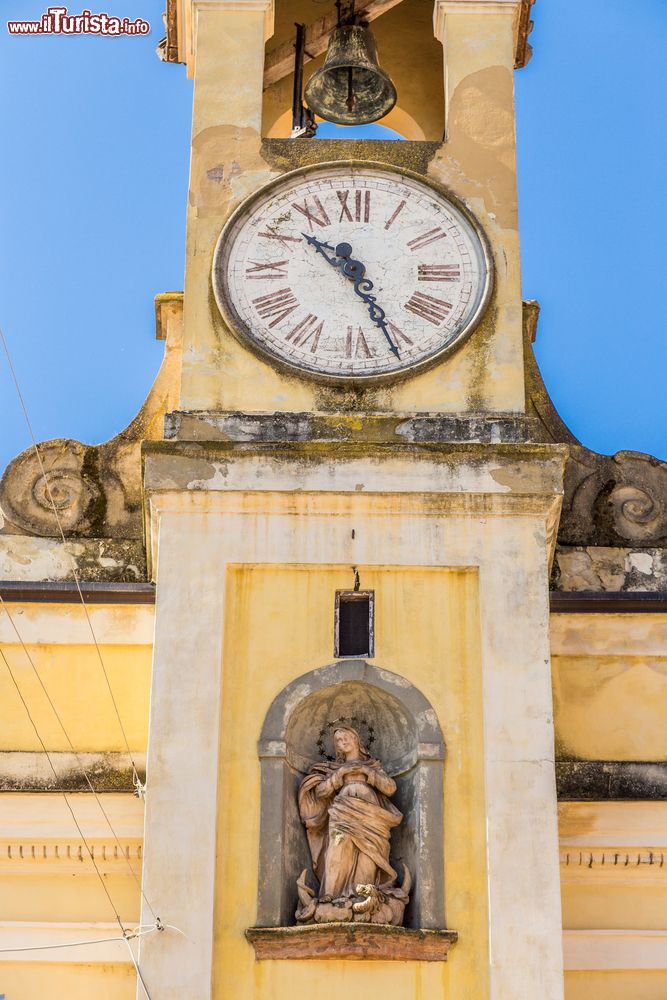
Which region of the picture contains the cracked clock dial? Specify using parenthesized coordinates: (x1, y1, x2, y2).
(212, 164, 493, 383)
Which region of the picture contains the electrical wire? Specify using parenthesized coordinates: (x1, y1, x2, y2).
(0, 645, 158, 999)
(0, 322, 167, 995)
(0, 593, 158, 923)
(0, 323, 141, 790)
(0, 924, 159, 955)
(0, 646, 127, 929)
(124, 934, 153, 999)
(0, 321, 159, 918)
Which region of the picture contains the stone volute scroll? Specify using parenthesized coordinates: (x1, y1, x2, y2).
(247, 661, 458, 961)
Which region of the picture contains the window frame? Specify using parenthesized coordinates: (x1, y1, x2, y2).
(334, 589, 375, 659)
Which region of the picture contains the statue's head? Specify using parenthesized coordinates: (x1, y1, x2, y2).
(333, 726, 372, 761)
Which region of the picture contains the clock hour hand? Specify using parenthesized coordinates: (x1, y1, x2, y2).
(302, 233, 400, 359)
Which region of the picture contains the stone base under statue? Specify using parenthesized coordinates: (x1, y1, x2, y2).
(246, 923, 458, 961)
(295, 866, 411, 927)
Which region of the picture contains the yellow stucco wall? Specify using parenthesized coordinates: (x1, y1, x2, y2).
(212, 564, 489, 999)
(565, 971, 667, 1000)
(0, 604, 149, 998)
(0, 643, 151, 752)
(3, 602, 667, 997)
(0, 963, 137, 1000)
(551, 615, 667, 761)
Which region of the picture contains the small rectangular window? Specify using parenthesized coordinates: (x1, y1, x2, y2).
(335, 591, 374, 658)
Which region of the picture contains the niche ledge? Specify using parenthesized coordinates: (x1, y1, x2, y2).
(246, 923, 458, 961)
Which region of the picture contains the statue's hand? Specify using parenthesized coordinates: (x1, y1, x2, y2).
(341, 764, 371, 782)
(330, 770, 345, 791)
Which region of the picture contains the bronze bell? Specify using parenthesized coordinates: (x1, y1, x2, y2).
(304, 24, 397, 126)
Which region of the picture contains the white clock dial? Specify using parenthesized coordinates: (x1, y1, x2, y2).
(213, 163, 492, 382)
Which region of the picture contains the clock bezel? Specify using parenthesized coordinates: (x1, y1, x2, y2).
(212, 160, 494, 386)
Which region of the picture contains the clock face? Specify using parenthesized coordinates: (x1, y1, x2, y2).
(213, 164, 492, 383)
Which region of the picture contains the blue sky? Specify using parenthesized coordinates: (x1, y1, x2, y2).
(0, 0, 665, 477)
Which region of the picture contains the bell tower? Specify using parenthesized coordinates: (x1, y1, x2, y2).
(140, 1, 566, 997)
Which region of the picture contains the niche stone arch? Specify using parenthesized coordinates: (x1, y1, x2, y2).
(257, 661, 445, 930)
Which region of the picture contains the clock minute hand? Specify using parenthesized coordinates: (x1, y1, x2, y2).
(302, 233, 400, 360)
(301, 232, 340, 269)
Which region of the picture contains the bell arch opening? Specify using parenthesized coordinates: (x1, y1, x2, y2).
(261, 1, 444, 141)
(256, 660, 445, 930)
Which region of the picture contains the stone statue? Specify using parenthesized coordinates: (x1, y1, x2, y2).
(295, 723, 411, 926)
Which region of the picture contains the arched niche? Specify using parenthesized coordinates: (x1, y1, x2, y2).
(256, 661, 445, 930)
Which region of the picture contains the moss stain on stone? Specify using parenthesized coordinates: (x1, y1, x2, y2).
(80, 448, 107, 537)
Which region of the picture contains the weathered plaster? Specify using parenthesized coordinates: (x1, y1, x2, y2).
(246, 923, 458, 961)
(550, 612, 667, 764)
(0, 537, 146, 583)
(138, 448, 565, 998)
(557, 761, 667, 802)
(553, 546, 667, 593)
(0, 601, 154, 646)
(0, 751, 146, 792)
(165, 409, 529, 443)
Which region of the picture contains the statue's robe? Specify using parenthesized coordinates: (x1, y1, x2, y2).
(298, 759, 402, 899)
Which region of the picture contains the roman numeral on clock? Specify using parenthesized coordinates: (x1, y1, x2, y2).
(387, 322, 414, 347)
(384, 199, 406, 230)
(245, 259, 288, 279)
(418, 264, 461, 282)
(258, 231, 301, 252)
(291, 195, 331, 230)
(345, 326, 372, 358)
(404, 291, 452, 325)
(407, 227, 447, 251)
(252, 287, 299, 327)
(284, 313, 324, 352)
(336, 190, 371, 223)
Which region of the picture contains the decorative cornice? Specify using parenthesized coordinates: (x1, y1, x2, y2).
(560, 849, 667, 882)
(433, 0, 535, 68)
(515, 0, 536, 67)
(0, 751, 147, 791)
(191, 0, 274, 38)
(186, 0, 274, 75)
(4, 582, 667, 612)
(557, 760, 667, 799)
(165, 410, 530, 445)
(0, 581, 155, 605)
(559, 801, 667, 885)
(0, 789, 143, 874)
(0, 841, 143, 875)
(164, 0, 536, 70)
(550, 592, 667, 614)
(563, 851, 667, 867)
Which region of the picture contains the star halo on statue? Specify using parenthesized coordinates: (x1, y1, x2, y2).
(316, 716, 376, 761)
